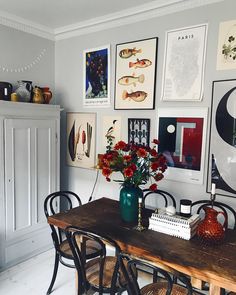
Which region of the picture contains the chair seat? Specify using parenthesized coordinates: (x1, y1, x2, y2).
(60, 238, 102, 259)
(141, 282, 197, 295)
(85, 256, 126, 289)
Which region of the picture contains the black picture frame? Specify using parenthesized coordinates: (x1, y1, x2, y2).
(114, 37, 158, 110)
(128, 118, 150, 146)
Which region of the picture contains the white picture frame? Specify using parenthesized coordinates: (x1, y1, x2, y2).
(83, 45, 110, 107)
(157, 107, 208, 184)
(161, 24, 208, 101)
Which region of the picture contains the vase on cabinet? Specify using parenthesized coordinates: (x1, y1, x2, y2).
(32, 86, 44, 104)
(41, 87, 52, 104)
(119, 185, 143, 223)
(15, 80, 32, 102)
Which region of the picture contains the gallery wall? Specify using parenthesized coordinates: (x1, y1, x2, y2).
(54, 0, 236, 221)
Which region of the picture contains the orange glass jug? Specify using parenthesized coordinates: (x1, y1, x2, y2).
(196, 206, 227, 244)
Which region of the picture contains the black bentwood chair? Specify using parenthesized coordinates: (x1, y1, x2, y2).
(120, 254, 195, 295)
(65, 226, 129, 295)
(143, 189, 177, 211)
(44, 191, 102, 295)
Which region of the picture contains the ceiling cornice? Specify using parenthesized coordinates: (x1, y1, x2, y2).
(0, 10, 55, 40)
(0, 0, 223, 41)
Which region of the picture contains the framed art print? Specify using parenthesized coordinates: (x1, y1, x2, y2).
(128, 118, 150, 146)
(161, 24, 208, 101)
(67, 112, 96, 169)
(217, 20, 236, 70)
(157, 108, 208, 184)
(207, 79, 236, 197)
(83, 45, 110, 107)
(102, 116, 122, 151)
(114, 37, 158, 110)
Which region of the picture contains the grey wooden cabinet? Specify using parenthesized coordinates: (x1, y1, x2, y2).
(0, 101, 60, 271)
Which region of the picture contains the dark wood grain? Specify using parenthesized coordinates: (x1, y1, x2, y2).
(48, 197, 236, 293)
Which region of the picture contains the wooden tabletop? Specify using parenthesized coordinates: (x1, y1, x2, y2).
(48, 197, 236, 294)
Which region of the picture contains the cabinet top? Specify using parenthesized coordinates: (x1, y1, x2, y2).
(0, 100, 61, 118)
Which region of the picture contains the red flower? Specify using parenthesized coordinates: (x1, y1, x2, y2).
(129, 163, 137, 171)
(152, 139, 160, 145)
(106, 177, 111, 182)
(123, 155, 132, 162)
(102, 167, 112, 177)
(150, 148, 158, 157)
(154, 173, 164, 181)
(151, 162, 159, 171)
(114, 140, 127, 150)
(123, 167, 134, 178)
(137, 148, 147, 158)
(149, 183, 158, 191)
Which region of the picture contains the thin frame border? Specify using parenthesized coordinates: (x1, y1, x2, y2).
(83, 45, 110, 107)
(114, 37, 158, 110)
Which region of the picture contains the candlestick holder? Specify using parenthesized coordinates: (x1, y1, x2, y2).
(134, 200, 146, 232)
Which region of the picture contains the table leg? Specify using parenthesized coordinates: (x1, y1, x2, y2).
(209, 284, 223, 295)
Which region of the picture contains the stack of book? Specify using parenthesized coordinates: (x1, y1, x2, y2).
(149, 210, 201, 240)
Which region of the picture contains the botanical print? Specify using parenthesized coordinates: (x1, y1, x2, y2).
(115, 38, 157, 110)
(161, 24, 208, 101)
(67, 112, 96, 169)
(157, 108, 208, 184)
(83, 45, 110, 107)
(128, 118, 150, 146)
(102, 116, 121, 151)
(217, 20, 236, 70)
(207, 80, 236, 197)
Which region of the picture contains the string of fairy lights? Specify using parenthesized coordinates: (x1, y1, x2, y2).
(0, 49, 46, 73)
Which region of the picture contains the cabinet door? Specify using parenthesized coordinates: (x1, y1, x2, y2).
(4, 118, 57, 241)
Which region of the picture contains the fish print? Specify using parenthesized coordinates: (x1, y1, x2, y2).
(118, 74, 145, 87)
(122, 90, 147, 102)
(129, 58, 152, 69)
(119, 47, 142, 59)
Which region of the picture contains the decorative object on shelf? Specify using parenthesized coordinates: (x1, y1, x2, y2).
(32, 86, 44, 104)
(157, 107, 208, 185)
(0, 82, 12, 101)
(207, 79, 236, 198)
(134, 197, 146, 231)
(161, 23, 208, 101)
(196, 206, 227, 244)
(114, 37, 158, 110)
(11, 92, 18, 102)
(41, 87, 52, 104)
(100, 139, 167, 222)
(180, 199, 192, 218)
(15, 80, 32, 102)
(66, 112, 96, 169)
(83, 45, 110, 107)
(128, 118, 150, 147)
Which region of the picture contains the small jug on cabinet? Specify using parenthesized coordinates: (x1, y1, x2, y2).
(196, 206, 227, 244)
(41, 87, 52, 104)
(32, 86, 44, 104)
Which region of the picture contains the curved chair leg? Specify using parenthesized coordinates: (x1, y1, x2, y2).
(46, 252, 60, 295)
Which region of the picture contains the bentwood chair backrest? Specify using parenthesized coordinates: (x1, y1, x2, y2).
(143, 189, 176, 209)
(120, 254, 194, 295)
(65, 226, 125, 295)
(191, 200, 236, 229)
(44, 191, 82, 253)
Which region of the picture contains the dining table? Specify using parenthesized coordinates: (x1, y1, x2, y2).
(47, 197, 236, 295)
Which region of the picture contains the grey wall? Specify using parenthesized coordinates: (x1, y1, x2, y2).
(55, 0, 236, 219)
(0, 25, 55, 99)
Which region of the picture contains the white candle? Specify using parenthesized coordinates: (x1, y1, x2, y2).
(211, 183, 216, 195)
(138, 197, 142, 204)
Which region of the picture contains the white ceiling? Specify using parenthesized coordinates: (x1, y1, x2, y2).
(0, 0, 223, 40)
(0, 0, 175, 29)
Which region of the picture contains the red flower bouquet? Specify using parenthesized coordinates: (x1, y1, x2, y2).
(100, 139, 167, 190)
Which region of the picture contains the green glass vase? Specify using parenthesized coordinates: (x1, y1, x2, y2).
(119, 185, 143, 223)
